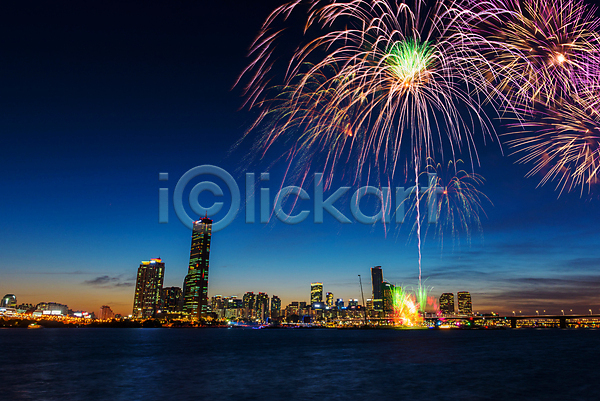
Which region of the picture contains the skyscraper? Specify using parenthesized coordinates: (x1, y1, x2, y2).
(311, 282, 323, 306)
(371, 266, 383, 311)
(183, 216, 212, 320)
(255, 292, 269, 322)
(439, 293, 455, 315)
(325, 292, 334, 307)
(382, 281, 395, 313)
(243, 292, 255, 319)
(132, 258, 165, 318)
(161, 286, 183, 313)
(457, 291, 473, 315)
(271, 295, 281, 319)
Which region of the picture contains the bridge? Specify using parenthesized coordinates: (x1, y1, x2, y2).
(429, 314, 600, 328)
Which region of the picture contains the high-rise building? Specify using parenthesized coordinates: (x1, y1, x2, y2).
(255, 292, 269, 321)
(382, 281, 395, 313)
(457, 291, 472, 315)
(1, 294, 17, 308)
(325, 292, 334, 307)
(100, 305, 114, 320)
(211, 295, 224, 309)
(439, 293, 455, 315)
(243, 292, 255, 319)
(335, 298, 344, 308)
(132, 258, 165, 319)
(371, 266, 383, 311)
(271, 295, 281, 319)
(311, 283, 323, 306)
(161, 286, 183, 313)
(183, 216, 212, 320)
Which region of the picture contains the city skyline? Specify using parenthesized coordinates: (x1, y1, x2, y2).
(2, 1, 600, 317)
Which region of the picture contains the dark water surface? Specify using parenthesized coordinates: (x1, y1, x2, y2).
(1, 328, 598, 400)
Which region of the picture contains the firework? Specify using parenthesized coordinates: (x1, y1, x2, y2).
(468, 0, 600, 110)
(422, 159, 490, 243)
(391, 285, 422, 326)
(239, 0, 498, 184)
(506, 84, 600, 195)
(391, 283, 439, 326)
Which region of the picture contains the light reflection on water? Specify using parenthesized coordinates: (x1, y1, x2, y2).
(1, 328, 599, 400)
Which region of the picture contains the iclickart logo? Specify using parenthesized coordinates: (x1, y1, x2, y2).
(158, 165, 443, 232)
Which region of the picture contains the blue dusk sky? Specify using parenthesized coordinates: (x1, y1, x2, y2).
(2, 1, 600, 316)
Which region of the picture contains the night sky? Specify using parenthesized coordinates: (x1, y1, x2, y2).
(2, 0, 600, 316)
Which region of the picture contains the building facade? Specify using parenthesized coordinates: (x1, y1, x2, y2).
(311, 283, 323, 306)
(243, 292, 255, 320)
(161, 286, 183, 313)
(183, 216, 212, 320)
(100, 305, 115, 320)
(1, 294, 17, 308)
(325, 292, 334, 307)
(255, 292, 269, 322)
(271, 295, 281, 319)
(382, 281, 395, 313)
(439, 293, 455, 315)
(132, 258, 165, 318)
(371, 266, 383, 311)
(457, 291, 473, 315)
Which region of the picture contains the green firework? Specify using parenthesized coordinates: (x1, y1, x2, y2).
(386, 39, 434, 84)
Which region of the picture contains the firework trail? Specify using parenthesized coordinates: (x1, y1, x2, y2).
(411, 159, 491, 244)
(238, 0, 498, 185)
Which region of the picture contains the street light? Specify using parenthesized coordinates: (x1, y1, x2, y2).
(590, 309, 593, 315)
(512, 311, 515, 316)
(561, 310, 564, 316)
(536, 310, 539, 316)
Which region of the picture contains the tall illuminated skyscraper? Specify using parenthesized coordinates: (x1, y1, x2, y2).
(271, 295, 281, 319)
(325, 292, 334, 307)
(183, 216, 212, 320)
(132, 258, 165, 318)
(243, 292, 255, 319)
(255, 292, 269, 321)
(439, 293, 455, 315)
(161, 286, 183, 313)
(457, 291, 472, 315)
(382, 281, 395, 313)
(311, 282, 323, 306)
(371, 266, 383, 311)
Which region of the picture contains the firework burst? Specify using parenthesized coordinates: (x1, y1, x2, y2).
(391, 283, 439, 326)
(468, 0, 600, 110)
(506, 83, 600, 195)
(239, 0, 498, 184)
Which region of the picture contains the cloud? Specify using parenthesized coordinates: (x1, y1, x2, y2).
(83, 275, 134, 288)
